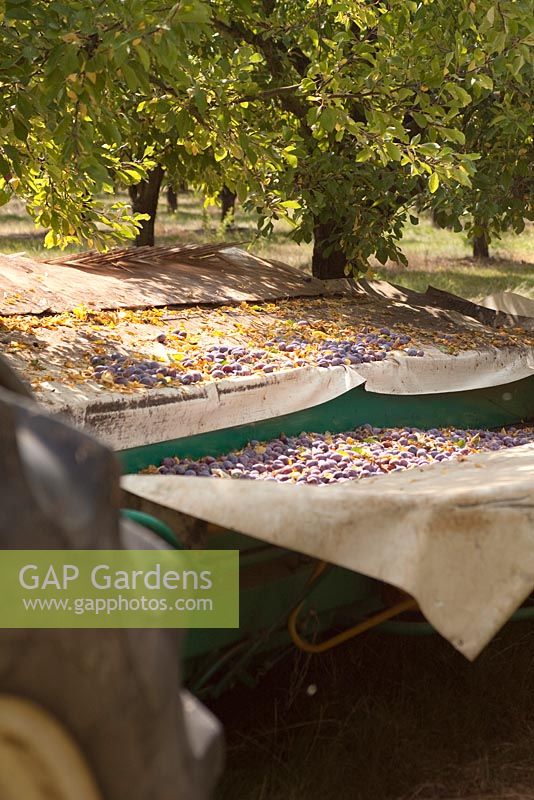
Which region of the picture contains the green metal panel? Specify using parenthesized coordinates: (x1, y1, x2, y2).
(119, 377, 534, 474)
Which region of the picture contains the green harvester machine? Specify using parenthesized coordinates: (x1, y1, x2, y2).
(121, 376, 534, 696)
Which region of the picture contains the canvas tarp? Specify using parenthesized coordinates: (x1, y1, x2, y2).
(48, 342, 534, 451)
(480, 290, 534, 319)
(0, 245, 348, 315)
(17, 278, 532, 450)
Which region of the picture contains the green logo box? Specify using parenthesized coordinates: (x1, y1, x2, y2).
(0, 550, 239, 629)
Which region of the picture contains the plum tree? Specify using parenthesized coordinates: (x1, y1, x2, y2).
(201, 0, 534, 276)
(424, 1, 534, 259)
(0, 0, 212, 248)
(0, 0, 532, 274)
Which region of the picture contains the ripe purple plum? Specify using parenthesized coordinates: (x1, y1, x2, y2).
(145, 424, 534, 486)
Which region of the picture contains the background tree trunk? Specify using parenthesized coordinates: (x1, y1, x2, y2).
(131, 166, 164, 247)
(312, 221, 347, 279)
(473, 228, 490, 259)
(220, 186, 236, 225)
(167, 185, 178, 214)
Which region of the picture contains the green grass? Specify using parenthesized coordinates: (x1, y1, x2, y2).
(374, 219, 534, 302)
(376, 255, 534, 302)
(1, 193, 532, 301)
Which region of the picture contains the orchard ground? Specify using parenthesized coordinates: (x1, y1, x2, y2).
(3, 196, 534, 799)
(1, 192, 533, 301)
(213, 622, 534, 800)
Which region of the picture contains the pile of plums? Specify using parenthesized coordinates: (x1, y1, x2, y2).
(91, 353, 202, 387)
(147, 424, 534, 484)
(313, 327, 423, 365)
(203, 343, 285, 378)
(91, 324, 428, 388)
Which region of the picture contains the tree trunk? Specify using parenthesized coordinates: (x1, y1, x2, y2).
(220, 186, 236, 225)
(167, 185, 178, 214)
(312, 220, 347, 279)
(473, 228, 490, 259)
(131, 165, 164, 247)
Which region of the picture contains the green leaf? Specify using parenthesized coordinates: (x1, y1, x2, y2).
(282, 150, 298, 167)
(489, 30, 507, 53)
(355, 146, 372, 162)
(441, 127, 465, 145)
(194, 88, 208, 114)
(476, 74, 494, 91)
(174, 1, 211, 24)
(384, 141, 402, 161)
(429, 172, 440, 193)
(156, 35, 176, 70)
(396, 88, 413, 101)
(319, 107, 337, 133)
(44, 230, 57, 248)
(175, 109, 192, 137)
(12, 115, 28, 141)
(450, 166, 472, 187)
(45, 43, 79, 79)
(418, 142, 440, 157)
(445, 83, 472, 107)
(121, 64, 139, 91)
(134, 44, 151, 72)
(412, 112, 427, 128)
(236, 181, 248, 203)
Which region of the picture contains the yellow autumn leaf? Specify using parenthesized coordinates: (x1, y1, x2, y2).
(72, 305, 88, 320)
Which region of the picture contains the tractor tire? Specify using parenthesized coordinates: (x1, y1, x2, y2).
(0, 361, 223, 800)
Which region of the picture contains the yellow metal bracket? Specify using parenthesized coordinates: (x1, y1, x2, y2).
(288, 561, 418, 654)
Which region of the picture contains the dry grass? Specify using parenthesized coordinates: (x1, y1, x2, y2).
(213, 623, 534, 800)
